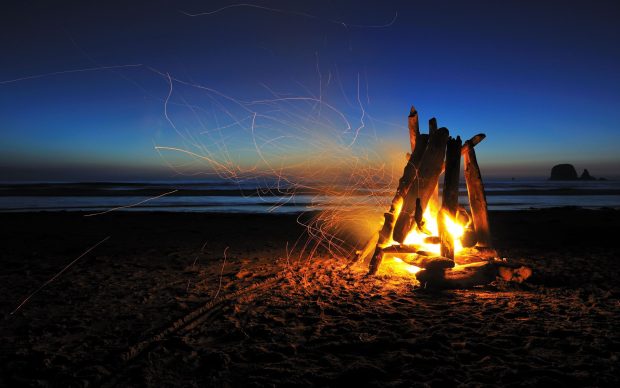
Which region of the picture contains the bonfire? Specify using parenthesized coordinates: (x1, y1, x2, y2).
(353, 106, 532, 288)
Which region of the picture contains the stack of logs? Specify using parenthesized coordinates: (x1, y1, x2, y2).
(353, 105, 517, 285)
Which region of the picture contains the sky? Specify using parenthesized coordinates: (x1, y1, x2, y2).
(1, 0, 619, 181)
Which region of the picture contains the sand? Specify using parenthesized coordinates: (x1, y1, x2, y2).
(1, 209, 619, 386)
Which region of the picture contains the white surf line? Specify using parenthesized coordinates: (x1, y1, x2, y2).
(10, 236, 111, 315)
(83, 189, 179, 217)
(0, 64, 142, 85)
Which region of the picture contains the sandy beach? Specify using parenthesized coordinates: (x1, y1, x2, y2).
(1, 208, 619, 386)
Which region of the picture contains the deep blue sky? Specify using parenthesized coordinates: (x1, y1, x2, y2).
(1, 0, 619, 181)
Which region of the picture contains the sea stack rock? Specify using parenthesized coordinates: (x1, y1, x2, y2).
(580, 169, 596, 181)
(549, 164, 578, 180)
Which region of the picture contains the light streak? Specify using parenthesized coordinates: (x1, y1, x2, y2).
(11, 236, 111, 315)
(149, 65, 404, 271)
(0, 64, 142, 85)
(347, 73, 366, 148)
(213, 247, 229, 301)
(180, 4, 398, 29)
(192, 240, 210, 267)
(83, 189, 179, 217)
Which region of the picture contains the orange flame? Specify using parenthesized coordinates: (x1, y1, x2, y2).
(382, 203, 468, 276)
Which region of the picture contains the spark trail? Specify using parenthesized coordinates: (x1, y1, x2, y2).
(83, 190, 179, 217)
(150, 65, 401, 266)
(11, 236, 111, 315)
(180, 3, 398, 29)
(0, 64, 142, 85)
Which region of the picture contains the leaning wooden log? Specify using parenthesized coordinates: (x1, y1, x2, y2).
(464, 142, 492, 247)
(426, 117, 442, 215)
(442, 247, 497, 267)
(367, 247, 384, 275)
(426, 120, 441, 222)
(372, 247, 455, 271)
(382, 244, 419, 254)
(392, 127, 450, 243)
(461, 133, 485, 155)
(428, 117, 438, 135)
(365, 213, 395, 274)
(381, 245, 443, 257)
(413, 198, 424, 231)
(426, 119, 441, 213)
(408, 106, 419, 152)
(438, 133, 486, 173)
(366, 134, 430, 274)
(439, 136, 463, 260)
(347, 232, 379, 267)
(416, 261, 532, 289)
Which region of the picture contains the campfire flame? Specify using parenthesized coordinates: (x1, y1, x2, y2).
(383, 203, 470, 276)
(401, 206, 467, 255)
(402, 207, 439, 252)
(441, 211, 465, 252)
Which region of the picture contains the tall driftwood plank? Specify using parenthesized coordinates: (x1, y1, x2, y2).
(392, 127, 449, 243)
(429, 117, 438, 135)
(461, 133, 485, 155)
(464, 144, 492, 247)
(380, 133, 429, 243)
(428, 121, 440, 214)
(427, 116, 440, 212)
(366, 135, 429, 274)
(408, 106, 419, 152)
(427, 116, 440, 211)
(439, 136, 462, 259)
(367, 248, 385, 275)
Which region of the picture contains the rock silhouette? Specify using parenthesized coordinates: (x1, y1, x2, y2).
(580, 169, 596, 181)
(549, 164, 578, 180)
(549, 164, 603, 181)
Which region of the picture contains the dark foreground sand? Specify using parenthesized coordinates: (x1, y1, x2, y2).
(1, 209, 619, 387)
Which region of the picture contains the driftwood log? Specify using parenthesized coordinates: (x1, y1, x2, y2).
(429, 117, 438, 135)
(408, 106, 420, 151)
(416, 260, 532, 289)
(370, 244, 455, 271)
(464, 140, 492, 247)
(427, 120, 441, 214)
(439, 136, 462, 260)
(461, 133, 486, 155)
(392, 127, 449, 243)
(365, 131, 430, 274)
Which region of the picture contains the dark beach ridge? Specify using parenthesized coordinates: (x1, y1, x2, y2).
(1, 208, 619, 386)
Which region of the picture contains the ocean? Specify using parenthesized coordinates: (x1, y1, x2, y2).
(1, 179, 619, 214)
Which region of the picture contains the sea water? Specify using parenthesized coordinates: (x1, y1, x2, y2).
(1, 179, 619, 213)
